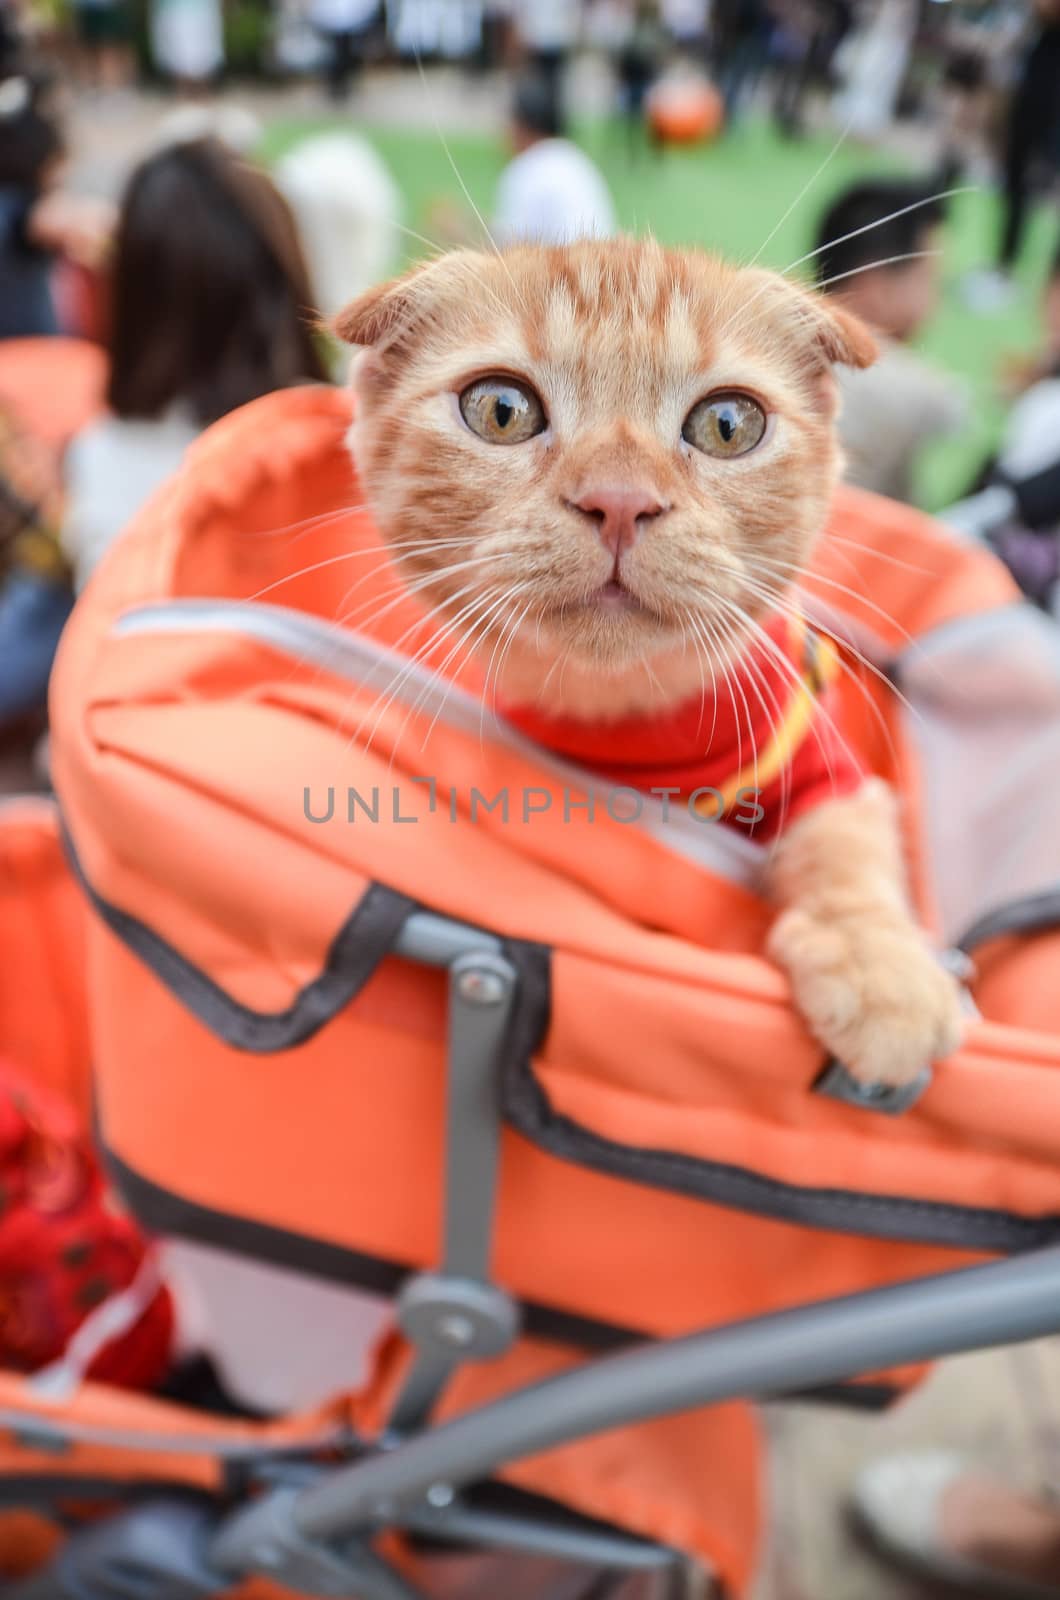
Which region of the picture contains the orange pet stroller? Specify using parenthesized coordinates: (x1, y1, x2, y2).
(4, 381, 1060, 1597)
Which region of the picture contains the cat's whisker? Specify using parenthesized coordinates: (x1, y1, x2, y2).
(709, 608, 758, 800)
(410, 48, 531, 320)
(639, 655, 664, 698)
(333, 538, 493, 617)
(717, 595, 846, 806)
(359, 598, 499, 766)
(500, 598, 538, 689)
(735, 571, 919, 743)
(328, 605, 465, 752)
(715, 185, 972, 353)
(478, 588, 535, 748)
(246, 540, 384, 601)
(377, 602, 501, 773)
(335, 554, 511, 637)
(485, 594, 537, 738)
(694, 609, 747, 788)
(814, 249, 942, 295)
(391, 220, 450, 257)
(348, 582, 500, 756)
(247, 533, 478, 603)
(818, 531, 935, 577)
(745, 116, 853, 269)
(715, 590, 874, 783)
(720, 604, 795, 840)
(685, 610, 722, 753)
(750, 551, 921, 653)
(381, 604, 492, 773)
(539, 642, 571, 699)
(746, 556, 941, 720)
(215, 537, 478, 704)
(778, 186, 976, 281)
(718, 245, 943, 356)
(675, 611, 709, 738)
(417, 585, 532, 756)
(249, 502, 373, 546)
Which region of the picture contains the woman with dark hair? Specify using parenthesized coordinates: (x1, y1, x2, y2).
(61, 136, 328, 591)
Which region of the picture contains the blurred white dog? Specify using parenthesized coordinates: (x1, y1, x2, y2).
(273, 131, 403, 318)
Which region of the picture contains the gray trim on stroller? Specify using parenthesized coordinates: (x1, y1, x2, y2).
(12, 906, 1060, 1600)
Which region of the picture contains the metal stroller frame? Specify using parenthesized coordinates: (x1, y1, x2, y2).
(9, 907, 1060, 1600)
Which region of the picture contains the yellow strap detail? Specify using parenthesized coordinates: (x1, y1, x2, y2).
(690, 621, 839, 816)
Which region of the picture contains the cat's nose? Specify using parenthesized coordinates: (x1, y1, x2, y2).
(570, 485, 667, 557)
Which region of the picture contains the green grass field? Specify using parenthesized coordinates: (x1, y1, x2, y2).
(259, 112, 1060, 510)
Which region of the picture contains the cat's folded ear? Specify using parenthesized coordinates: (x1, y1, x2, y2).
(771, 277, 878, 417)
(333, 252, 487, 350)
(332, 263, 430, 348)
(811, 297, 879, 371)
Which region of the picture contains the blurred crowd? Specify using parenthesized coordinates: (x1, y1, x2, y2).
(0, 0, 1054, 144)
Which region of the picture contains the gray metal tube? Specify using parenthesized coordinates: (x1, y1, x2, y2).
(394, 913, 500, 968)
(294, 1245, 1060, 1542)
(398, 1502, 676, 1570)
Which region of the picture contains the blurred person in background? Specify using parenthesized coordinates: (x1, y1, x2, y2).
(713, 0, 772, 122)
(0, 398, 71, 735)
(509, 0, 581, 129)
(935, 43, 994, 188)
(149, 0, 225, 91)
(830, 0, 916, 141)
(770, 0, 852, 137)
(814, 178, 967, 503)
(0, 0, 20, 71)
(493, 71, 616, 246)
(931, 0, 1028, 191)
(854, 1452, 1060, 1597)
(1, 138, 328, 736)
(60, 138, 329, 592)
(306, 0, 378, 101)
(69, 0, 135, 90)
(615, 0, 668, 153)
(947, 240, 1060, 610)
(476, 0, 511, 70)
(661, 0, 712, 66)
(964, 0, 1060, 311)
(0, 70, 113, 341)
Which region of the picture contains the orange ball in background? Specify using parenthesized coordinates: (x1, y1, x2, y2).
(646, 76, 725, 146)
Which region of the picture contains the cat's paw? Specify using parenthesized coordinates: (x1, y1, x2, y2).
(768, 909, 964, 1087)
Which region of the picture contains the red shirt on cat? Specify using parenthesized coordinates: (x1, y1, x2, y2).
(501, 612, 865, 841)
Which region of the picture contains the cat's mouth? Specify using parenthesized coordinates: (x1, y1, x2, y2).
(539, 579, 671, 644)
(556, 577, 661, 620)
(587, 579, 646, 615)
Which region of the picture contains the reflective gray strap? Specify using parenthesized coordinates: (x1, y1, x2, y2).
(958, 891, 1060, 954)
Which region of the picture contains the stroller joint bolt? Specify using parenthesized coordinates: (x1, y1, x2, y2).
(397, 1272, 521, 1359)
(455, 966, 511, 1006)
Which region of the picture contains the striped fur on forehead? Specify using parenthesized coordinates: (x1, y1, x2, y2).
(337, 239, 874, 425)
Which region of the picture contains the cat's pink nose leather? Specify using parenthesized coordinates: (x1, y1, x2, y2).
(571, 485, 666, 556)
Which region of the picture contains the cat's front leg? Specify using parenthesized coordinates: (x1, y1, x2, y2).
(765, 779, 964, 1087)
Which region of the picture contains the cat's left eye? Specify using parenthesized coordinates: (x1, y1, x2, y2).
(459, 377, 546, 446)
(682, 393, 767, 459)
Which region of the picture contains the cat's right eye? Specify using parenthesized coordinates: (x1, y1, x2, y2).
(458, 378, 546, 446)
(682, 393, 767, 459)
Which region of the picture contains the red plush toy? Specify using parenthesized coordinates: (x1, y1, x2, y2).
(0, 1060, 173, 1390)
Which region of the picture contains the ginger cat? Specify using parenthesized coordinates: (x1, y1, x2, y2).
(335, 237, 963, 1088)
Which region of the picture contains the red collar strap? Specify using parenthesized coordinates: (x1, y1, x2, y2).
(498, 611, 865, 840)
